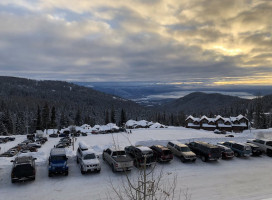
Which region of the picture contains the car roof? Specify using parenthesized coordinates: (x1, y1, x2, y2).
(136, 146, 152, 152)
(15, 156, 33, 163)
(50, 148, 66, 156)
(217, 144, 230, 150)
(194, 141, 219, 148)
(82, 149, 96, 156)
(79, 141, 89, 150)
(169, 141, 187, 147)
(152, 145, 169, 150)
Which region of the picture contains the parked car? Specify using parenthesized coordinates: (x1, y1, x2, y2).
(125, 145, 156, 168)
(48, 148, 68, 177)
(247, 139, 272, 156)
(81, 132, 87, 136)
(11, 156, 36, 183)
(214, 129, 226, 134)
(245, 143, 262, 156)
(6, 137, 15, 141)
(187, 141, 221, 162)
(167, 141, 196, 162)
(71, 132, 80, 137)
(216, 144, 234, 159)
(150, 145, 173, 162)
(77, 148, 101, 174)
(28, 143, 42, 148)
(27, 134, 35, 141)
(55, 143, 67, 148)
(49, 133, 58, 138)
(103, 148, 133, 172)
(225, 134, 234, 137)
(220, 141, 252, 157)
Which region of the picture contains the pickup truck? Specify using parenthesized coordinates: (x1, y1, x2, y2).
(103, 148, 133, 172)
(247, 139, 272, 156)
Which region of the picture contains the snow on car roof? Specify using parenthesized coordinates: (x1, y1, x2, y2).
(137, 146, 152, 152)
(82, 149, 96, 156)
(79, 141, 89, 150)
(50, 148, 66, 156)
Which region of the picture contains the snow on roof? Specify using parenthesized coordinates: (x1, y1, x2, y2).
(126, 120, 137, 127)
(150, 122, 165, 128)
(186, 115, 200, 122)
(81, 124, 91, 128)
(200, 116, 215, 122)
(218, 124, 232, 128)
(44, 129, 58, 134)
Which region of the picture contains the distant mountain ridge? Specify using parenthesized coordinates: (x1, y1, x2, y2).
(160, 92, 250, 115)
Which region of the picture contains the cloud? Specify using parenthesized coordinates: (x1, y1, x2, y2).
(0, 0, 271, 85)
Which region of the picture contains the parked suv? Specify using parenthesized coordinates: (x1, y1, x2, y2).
(247, 139, 272, 156)
(11, 156, 36, 183)
(77, 148, 101, 174)
(167, 141, 196, 162)
(245, 143, 262, 156)
(125, 145, 156, 167)
(48, 148, 69, 177)
(187, 141, 221, 162)
(220, 141, 251, 157)
(216, 144, 234, 159)
(150, 145, 173, 162)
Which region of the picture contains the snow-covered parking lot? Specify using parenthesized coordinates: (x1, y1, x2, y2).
(1, 127, 272, 200)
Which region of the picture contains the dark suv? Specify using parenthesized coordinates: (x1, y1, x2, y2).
(11, 156, 36, 183)
(125, 145, 156, 167)
(187, 141, 221, 162)
(149, 145, 173, 162)
(221, 141, 252, 157)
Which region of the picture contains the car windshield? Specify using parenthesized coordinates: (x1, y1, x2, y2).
(266, 142, 272, 147)
(14, 164, 33, 173)
(112, 151, 126, 156)
(180, 147, 190, 152)
(51, 155, 66, 161)
(84, 153, 96, 160)
(211, 148, 220, 153)
(163, 150, 172, 155)
(142, 151, 153, 156)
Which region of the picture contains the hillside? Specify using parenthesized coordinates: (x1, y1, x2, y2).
(0, 76, 154, 134)
(160, 92, 250, 115)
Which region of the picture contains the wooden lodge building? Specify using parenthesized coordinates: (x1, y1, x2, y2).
(185, 115, 249, 132)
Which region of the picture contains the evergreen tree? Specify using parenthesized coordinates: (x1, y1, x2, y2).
(110, 106, 116, 123)
(0, 121, 8, 135)
(105, 110, 109, 125)
(75, 109, 82, 126)
(36, 106, 42, 130)
(119, 109, 127, 127)
(42, 103, 50, 130)
(50, 106, 57, 129)
(2, 110, 13, 134)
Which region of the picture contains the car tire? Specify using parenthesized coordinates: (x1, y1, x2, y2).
(81, 166, 85, 174)
(11, 179, 15, 183)
(97, 169, 101, 173)
(48, 172, 52, 177)
(76, 157, 79, 164)
(192, 159, 196, 162)
(65, 171, 69, 176)
(201, 156, 206, 162)
(234, 152, 239, 157)
(180, 156, 186, 163)
(112, 164, 116, 173)
(102, 155, 105, 161)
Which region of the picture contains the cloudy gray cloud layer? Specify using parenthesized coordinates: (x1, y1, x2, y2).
(0, 0, 271, 85)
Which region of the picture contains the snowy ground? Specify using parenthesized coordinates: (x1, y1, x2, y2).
(1, 127, 272, 200)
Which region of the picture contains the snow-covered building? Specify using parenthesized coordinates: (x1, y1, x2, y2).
(185, 115, 249, 132)
(125, 120, 166, 129)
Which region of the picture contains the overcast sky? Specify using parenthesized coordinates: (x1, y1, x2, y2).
(0, 0, 271, 86)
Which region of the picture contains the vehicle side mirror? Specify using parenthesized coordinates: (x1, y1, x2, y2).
(96, 155, 99, 158)
(33, 158, 37, 160)
(65, 157, 68, 161)
(10, 160, 14, 163)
